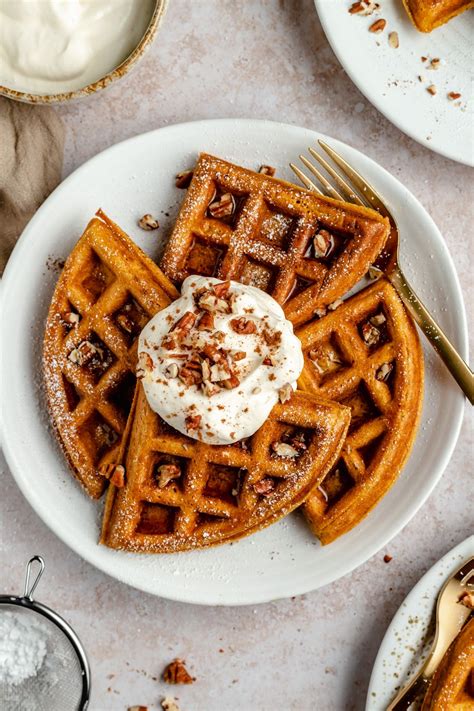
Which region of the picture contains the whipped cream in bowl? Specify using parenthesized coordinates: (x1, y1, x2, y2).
(138, 276, 304, 445)
(0, 0, 165, 103)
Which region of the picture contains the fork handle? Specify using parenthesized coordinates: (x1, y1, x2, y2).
(388, 265, 474, 405)
(386, 671, 430, 710)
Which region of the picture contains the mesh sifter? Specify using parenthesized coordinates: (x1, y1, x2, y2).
(0, 556, 90, 710)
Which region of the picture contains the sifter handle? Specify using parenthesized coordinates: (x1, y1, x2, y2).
(23, 556, 45, 601)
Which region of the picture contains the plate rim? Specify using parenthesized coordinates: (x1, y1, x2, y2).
(0, 118, 468, 605)
(313, 0, 473, 167)
(366, 534, 474, 709)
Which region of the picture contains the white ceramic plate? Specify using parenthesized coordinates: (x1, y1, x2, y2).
(0, 119, 467, 605)
(367, 535, 474, 709)
(315, 0, 474, 166)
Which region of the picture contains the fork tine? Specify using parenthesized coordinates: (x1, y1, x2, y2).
(308, 147, 366, 206)
(289, 163, 323, 194)
(299, 155, 343, 201)
(318, 140, 391, 218)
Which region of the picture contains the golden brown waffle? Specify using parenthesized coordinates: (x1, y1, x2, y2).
(421, 618, 474, 710)
(101, 386, 350, 553)
(297, 278, 423, 544)
(43, 211, 178, 498)
(160, 153, 389, 326)
(402, 0, 473, 32)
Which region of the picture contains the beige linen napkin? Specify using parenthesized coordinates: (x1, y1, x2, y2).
(0, 96, 65, 274)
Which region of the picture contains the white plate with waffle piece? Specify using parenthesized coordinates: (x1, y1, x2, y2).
(315, 0, 474, 166)
(367, 535, 474, 710)
(1, 119, 468, 605)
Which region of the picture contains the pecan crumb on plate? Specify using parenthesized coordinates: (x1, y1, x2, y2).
(161, 698, 181, 711)
(138, 214, 160, 231)
(163, 658, 195, 684)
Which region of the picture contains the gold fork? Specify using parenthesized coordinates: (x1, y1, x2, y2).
(290, 141, 474, 405)
(386, 556, 474, 710)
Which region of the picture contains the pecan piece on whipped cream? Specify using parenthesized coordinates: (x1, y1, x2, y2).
(171, 311, 197, 333)
(163, 658, 195, 684)
(197, 311, 215, 331)
(230, 317, 256, 334)
(185, 413, 201, 433)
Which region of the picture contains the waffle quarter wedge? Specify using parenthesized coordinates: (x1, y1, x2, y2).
(402, 0, 473, 32)
(160, 153, 389, 327)
(43, 211, 178, 498)
(421, 618, 474, 710)
(100, 387, 350, 553)
(297, 279, 424, 544)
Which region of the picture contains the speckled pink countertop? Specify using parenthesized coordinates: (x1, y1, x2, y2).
(1, 2, 472, 710)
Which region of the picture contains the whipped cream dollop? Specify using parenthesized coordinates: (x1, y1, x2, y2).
(138, 276, 304, 445)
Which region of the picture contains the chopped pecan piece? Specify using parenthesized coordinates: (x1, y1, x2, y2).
(313, 229, 335, 258)
(212, 280, 231, 297)
(361, 322, 380, 346)
(172, 311, 196, 333)
(448, 91, 461, 100)
(258, 165, 276, 176)
(197, 311, 215, 330)
(198, 291, 231, 314)
(383, 554, 393, 563)
(165, 363, 179, 379)
(128, 706, 149, 711)
(458, 591, 474, 609)
(230, 317, 256, 334)
(161, 698, 181, 711)
(138, 214, 159, 230)
(221, 371, 240, 389)
(109, 464, 126, 488)
(163, 658, 195, 684)
(68, 340, 102, 367)
(234, 350, 246, 361)
(156, 463, 181, 488)
(370, 313, 386, 326)
(369, 18, 386, 32)
(175, 169, 194, 188)
(253, 478, 275, 496)
(63, 311, 80, 327)
(138, 351, 154, 371)
(272, 442, 299, 458)
(427, 84, 437, 96)
(376, 362, 393, 382)
(388, 31, 399, 48)
(278, 383, 293, 403)
(208, 193, 235, 219)
(185, 414, 201, 432)
(116, 313, 135, 334)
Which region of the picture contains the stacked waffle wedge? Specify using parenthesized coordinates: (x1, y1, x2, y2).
(44, 154, 424, 553)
